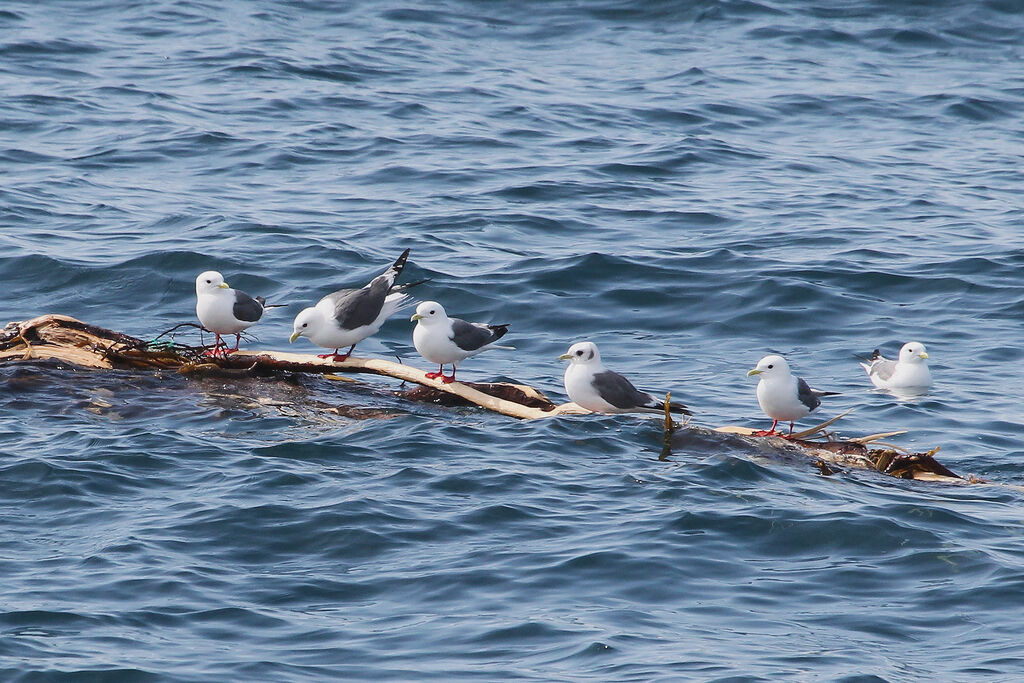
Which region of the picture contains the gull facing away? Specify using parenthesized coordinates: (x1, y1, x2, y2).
(195, 271, 272, 357)
(746, 354, 837, 437)
(410, 301, 511, 384)
(290, 248, 426, 362)
(559, 341, 691, 415)
(860, 342, 932, 390)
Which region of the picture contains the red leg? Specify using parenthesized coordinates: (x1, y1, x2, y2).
(331, 344, 355, 362)
(317, 349, 338, 359)
(425, 364, 444, 380)
(205, 333, 224, 357)
(780, 421, 796, 439)
(441, 366, 456, 384)
(753, 420, 778, 437)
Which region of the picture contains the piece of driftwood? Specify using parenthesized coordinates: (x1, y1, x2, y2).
(0, 315, 587, 419)
(2, 315, 985, 486)
(656, 400, 972, 484)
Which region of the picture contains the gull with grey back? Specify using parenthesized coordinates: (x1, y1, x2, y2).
(559, 341, 691, 415)
(195, 270, 271, 356)
(410, 300, 512, 383)
(747, 354, 838, 436)
(290, 248, 426, 362)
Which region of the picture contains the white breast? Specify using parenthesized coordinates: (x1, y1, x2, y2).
(196, 292, 249, 335)
(413, 323, 468, 365)
(756, 376, 811, 421)
(563, 364, 617, 413)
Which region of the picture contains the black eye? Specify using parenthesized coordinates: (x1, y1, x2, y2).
(767, 364, 774, 369)
(430, 310, 435, 315)
(576, 350, 583, 355)
(205, 279, 211, 284)
(302, 323, 307, 328)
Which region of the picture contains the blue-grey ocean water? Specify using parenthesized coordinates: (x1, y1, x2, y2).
(3, 1, 1024, 680)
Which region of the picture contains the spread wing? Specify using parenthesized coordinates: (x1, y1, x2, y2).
(450, 319, 508, 352)
(232, 290, 265, 323)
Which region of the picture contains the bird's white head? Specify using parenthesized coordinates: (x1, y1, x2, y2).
(899, 342, 929, 364)
(410, 301, 447, 325)
(290, 307, 323, 343)
(747, 354, 791, 379)
(559, 341, 601, 365)
(196, 271, 230, 296)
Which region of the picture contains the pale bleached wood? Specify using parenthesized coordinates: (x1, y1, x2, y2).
(227, 349, 588, 419)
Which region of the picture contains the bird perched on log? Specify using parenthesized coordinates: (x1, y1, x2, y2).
(747, 354, 838, 437)
(559, 341, 691, 415)
(860, 342, 932, 390)
(410, 301, 511, 383)
(290, 248, 426, 362)
(195, 271, 274, 357)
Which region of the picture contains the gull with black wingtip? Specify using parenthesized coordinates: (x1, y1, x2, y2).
(860, 341, 932, 390)
(290, 248, 426, 362)
(747, 354, 838, 437)
(559, 341, 691, 415)
(410, 301, 512, 384)
(195, 270, 273, 357)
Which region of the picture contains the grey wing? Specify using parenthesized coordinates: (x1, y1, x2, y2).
(450, 318, 506, 352)
(868, 358, 898, 382)
(592, 370, 656, 410)
(796, 377, 822, 412)
(232, 290, 265, 323)
(325, 276, 389, 330)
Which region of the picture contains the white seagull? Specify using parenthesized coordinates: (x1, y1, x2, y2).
(559, 341, 691, 415)
(290, 249, 425, 362)
(410, 301, 511, 383)
(195, 271, 271, 356)
(860, 342, 932, 390)
(746, 354, 837, 437)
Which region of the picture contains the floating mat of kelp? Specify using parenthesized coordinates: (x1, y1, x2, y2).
(1, 315, 975, 485)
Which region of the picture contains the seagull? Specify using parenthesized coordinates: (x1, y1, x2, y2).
(410, 301, 511, 383)
(195, 271, 271, 356)
(290, 248, 425, 362)
(860, 342, 932, 390)
(746, 354, 837, 437)
(559, 341, 691, 415)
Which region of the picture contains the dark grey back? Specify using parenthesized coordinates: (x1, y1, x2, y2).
(592, 370, 654, 410)
(232, 290, 265, 323)
(796, 377, 821, 411)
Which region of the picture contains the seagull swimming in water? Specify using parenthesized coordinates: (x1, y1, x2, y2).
(559, 341, 691, 415)
(747, 354, 837, 437)
(195, 271, 271, 357)
(860, 342, 932, 390)
(410, 301, 511, 383)
(290, 248, 425, 362)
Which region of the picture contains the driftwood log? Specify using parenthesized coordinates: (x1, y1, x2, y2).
(0, 314, 587, 419)
(1, 315, 984, 485)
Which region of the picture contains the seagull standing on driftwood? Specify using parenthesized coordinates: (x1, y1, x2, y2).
(747, 354, 837, 437)
(410, 301, 511, 383)
(195, 271, 271, 357)
(290, 248, 425, 362)
(559, 341, 691, 415)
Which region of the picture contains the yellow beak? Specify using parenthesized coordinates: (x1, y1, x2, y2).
(219, 282, 230, 289)
(919, 352, 929, 359)
(746, 368, 762, 376)
(558, 353, 572, 361)
(410, 313, 423, 321)
(289, 331, 301, 343)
